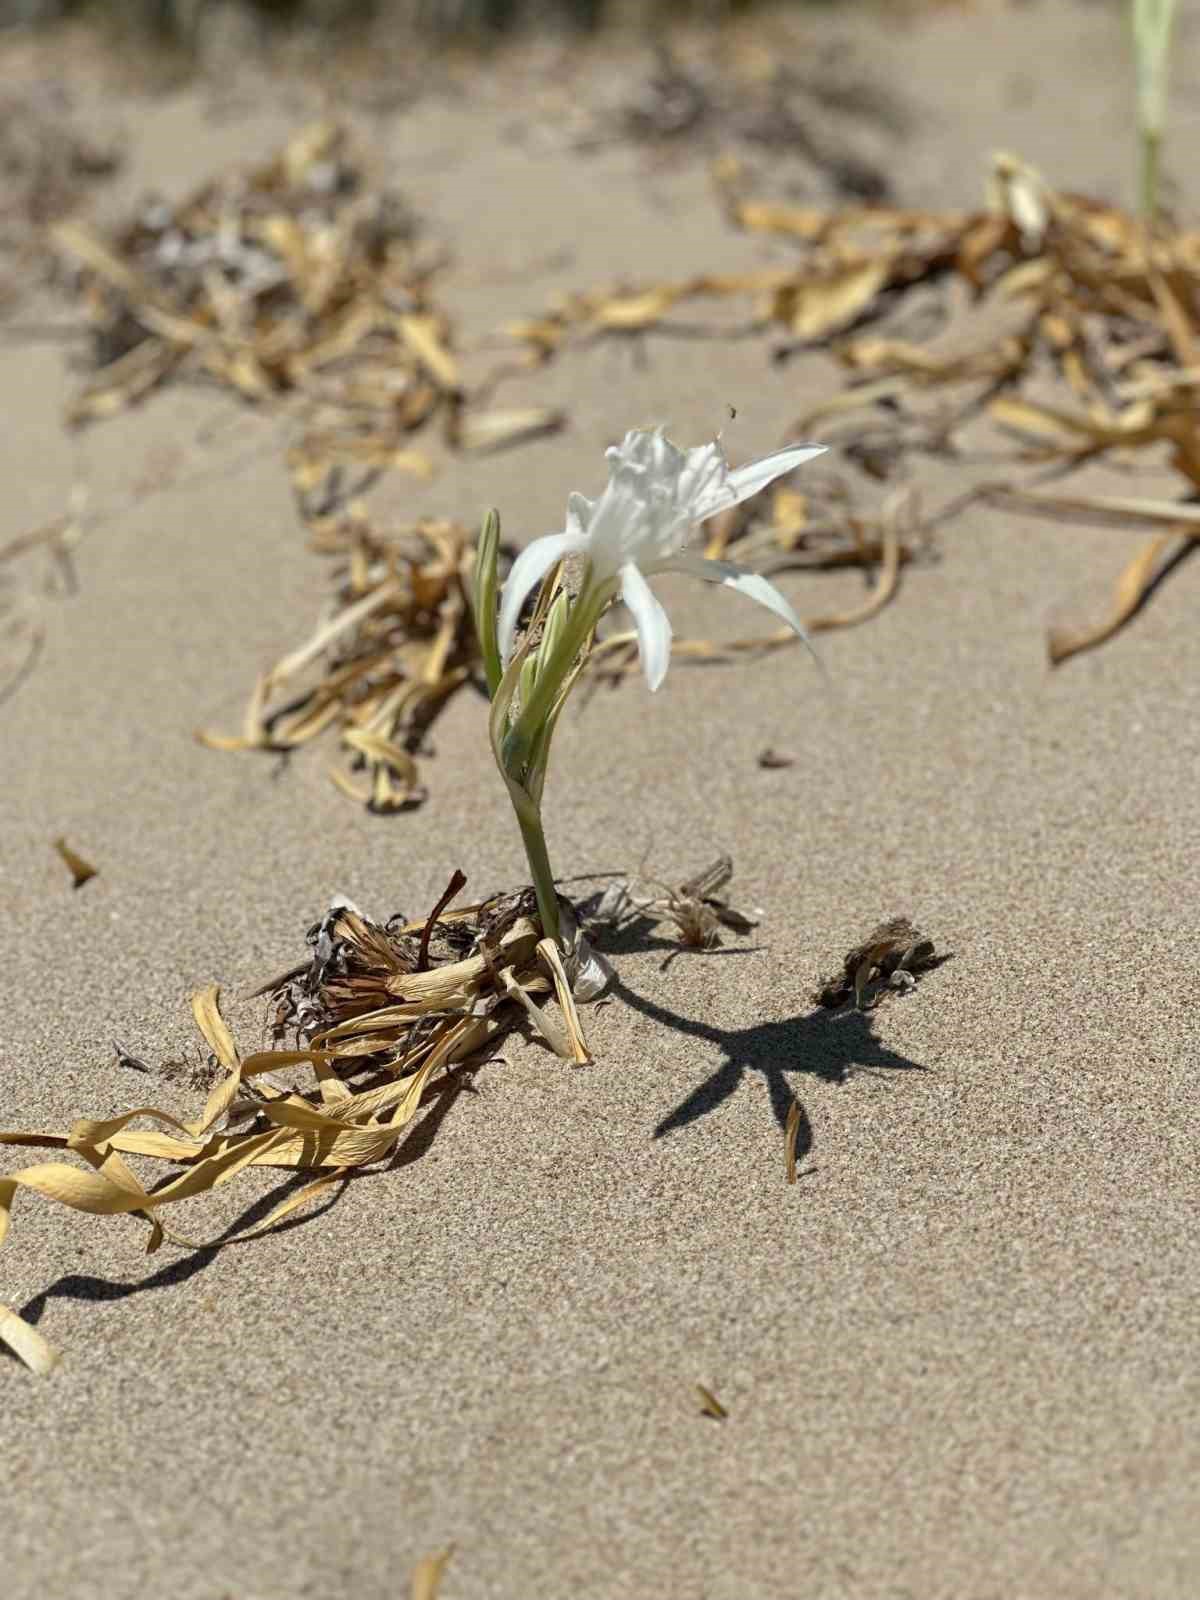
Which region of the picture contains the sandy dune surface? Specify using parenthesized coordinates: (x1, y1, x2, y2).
(2, 3, 1198, 1596)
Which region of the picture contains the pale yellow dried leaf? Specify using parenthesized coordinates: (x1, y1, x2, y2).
(455, 406, 565, 454)
(499, 968, 573, 1060)
(396, 314, 460, 390)
(411, 1546, 455, 1600)
(805, 498, 903, 632)
(779, 260, 891, 341)
(0, 1301, 59, 1375)
(985, 485, 1200, 533)
(536, 939, 591, 1064)
(1048, 532, 1180, 664)
(342, 728, 420, 784)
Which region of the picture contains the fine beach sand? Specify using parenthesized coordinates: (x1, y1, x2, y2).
(3, 3, 1199, 1595)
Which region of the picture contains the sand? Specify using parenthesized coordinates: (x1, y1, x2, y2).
(2, 2, 1199, 1596)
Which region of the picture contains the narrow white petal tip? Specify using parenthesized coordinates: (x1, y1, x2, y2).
(663, 552, 818, 656)
(619, 562, 672, 692)
(722, 443, 828, 510)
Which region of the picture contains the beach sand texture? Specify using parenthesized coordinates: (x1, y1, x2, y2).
(2, 3, 1199, 1596)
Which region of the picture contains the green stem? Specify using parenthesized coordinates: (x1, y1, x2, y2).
(517, 808, 561, 946)
(504, 577, 606, 773)
(1139, 126, 1161, 221)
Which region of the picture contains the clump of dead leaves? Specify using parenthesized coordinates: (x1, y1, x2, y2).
(0, 873, 589, 1375)
(502, 151, 1200, 664)
(197, 510, 501, 811)
(53, 118, 561, 467)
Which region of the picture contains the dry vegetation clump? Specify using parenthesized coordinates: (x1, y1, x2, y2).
(0, 874, 591, 1375)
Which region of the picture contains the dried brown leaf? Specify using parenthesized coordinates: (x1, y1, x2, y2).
(785, 1097, 802, 1185)
(773, 258, 891, 341)
(53, 837, 97, 888)
(696, 1383, 729, 1420)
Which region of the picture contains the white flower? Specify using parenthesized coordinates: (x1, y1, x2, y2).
(497, 428, 827, 691)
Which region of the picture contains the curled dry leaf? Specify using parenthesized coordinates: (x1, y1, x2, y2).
(448, 405, 566, 455)
(1047, 532, 1184, 665)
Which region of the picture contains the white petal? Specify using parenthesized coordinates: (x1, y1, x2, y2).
(497, 530, 586, 663)
(664, 552, 819, 658)
(694, 442, 827, 521)
(566, 491, 594, 533)
(677, 441, 729, 515)
(619, 561, 673, 692)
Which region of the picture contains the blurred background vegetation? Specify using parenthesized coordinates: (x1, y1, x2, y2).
(1, 0, 848, 45)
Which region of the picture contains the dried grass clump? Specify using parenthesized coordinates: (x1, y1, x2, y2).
(586, 855, 760, 963)
(198, 513, 499, 810)
(503, 152, 1200, 663)
(52, 116, 564, 456)
(0, 876, 589, 1375)
(53, 120, 448, 439)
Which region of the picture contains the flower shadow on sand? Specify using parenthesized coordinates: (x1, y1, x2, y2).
(612, 975, 930, 1157)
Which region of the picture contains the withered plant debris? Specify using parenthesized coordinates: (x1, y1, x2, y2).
(695, 1383, 729, 1421)
(52, 119, 561, 461)
(0, 83, 120, 311)
(588, 854, 760, 958)
(814, 917, 938, 1011)
(785, 1096, 803, 1185)
(757, 747, 796, 769)
(0, 875, 590, 1374)
(502, 151, 1200, 664)
(411, 1547, 455, 1600)
(0, 506, 87, 707)
(198, 514, 508, 811)
(52, 837, 98, 889)
(536, 41, 904, 201)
